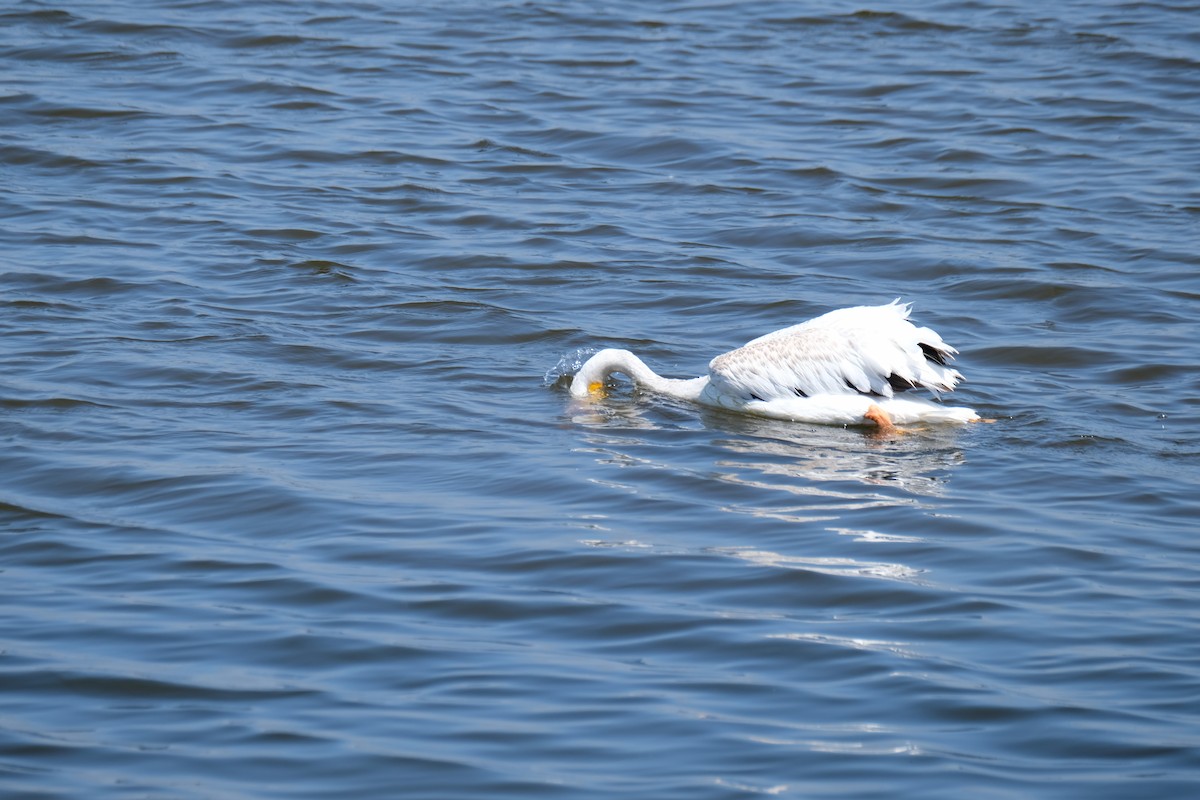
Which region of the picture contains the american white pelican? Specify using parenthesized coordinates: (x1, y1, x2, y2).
(569, 301, 979, 429)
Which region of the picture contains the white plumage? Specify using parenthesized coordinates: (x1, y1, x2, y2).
(569, 301, 979, 427)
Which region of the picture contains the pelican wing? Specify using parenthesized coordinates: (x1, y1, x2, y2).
(707, 302, 963, 403)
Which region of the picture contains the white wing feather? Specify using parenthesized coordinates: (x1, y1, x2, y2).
(707, 301, 962, 403)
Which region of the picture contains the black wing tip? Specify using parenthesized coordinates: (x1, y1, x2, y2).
(919, 342, 954, 366)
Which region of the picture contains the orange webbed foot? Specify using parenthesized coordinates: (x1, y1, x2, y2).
(864, 404, 903, 436)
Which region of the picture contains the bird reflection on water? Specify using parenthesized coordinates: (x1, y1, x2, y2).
(564, 386, 972, 589)
(703, 409, 968, 501)
(565, 385, 968, 501)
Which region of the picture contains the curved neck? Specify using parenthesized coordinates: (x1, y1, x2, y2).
(570, 349, 708, 400)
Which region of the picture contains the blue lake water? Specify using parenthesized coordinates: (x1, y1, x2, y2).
(2, 1, 1199, 797)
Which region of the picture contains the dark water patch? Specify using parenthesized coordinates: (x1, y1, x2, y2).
(288, 258, 357, 279)
(0, 8, 77, 25)
(17, 102, 154, 121)
(1, 42, 161, 66)
(0, 395, 114, 412)
(72, 16, 217, 40)
(225, 34, 317, 50)
(243, 227, 327, 242)
(225, 79, 340, 101)
(0, 144, 104, 171)
(7, 666, 316, 703)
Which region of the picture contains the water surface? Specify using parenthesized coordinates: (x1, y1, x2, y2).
(2, 1, 1199, 797)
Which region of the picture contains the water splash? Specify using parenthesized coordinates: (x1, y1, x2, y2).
(543, 347, 599, 388)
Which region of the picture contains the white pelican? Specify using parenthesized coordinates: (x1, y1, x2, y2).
(569, 301, 980, 430)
